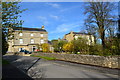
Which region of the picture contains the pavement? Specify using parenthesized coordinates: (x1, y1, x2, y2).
(2, 55, 119, 80)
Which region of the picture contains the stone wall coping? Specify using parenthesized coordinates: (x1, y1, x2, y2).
(36, 52, 120, 58)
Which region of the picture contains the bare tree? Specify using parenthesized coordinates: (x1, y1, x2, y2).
(84, 2, 117, 49)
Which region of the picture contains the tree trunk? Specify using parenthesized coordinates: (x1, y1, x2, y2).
(101, 30, 106, 54)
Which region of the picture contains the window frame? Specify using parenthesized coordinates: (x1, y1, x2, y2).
(40, 34, 44, 37)
(19, 38, 23, 44)
(30, 39, 34, 44)
(19, 33, 23, 36)
(30, 33, 34, 36)
(40, 39, 44, 44)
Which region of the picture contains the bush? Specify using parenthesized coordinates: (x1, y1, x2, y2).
(89, 44, 103, 55)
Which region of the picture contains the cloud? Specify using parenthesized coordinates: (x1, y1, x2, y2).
(50, 23, 80, 33)
(46, 3, 60, 8)
(37, 16, 49, 25)
(60, 5, 82, 12)
(50, 15, 59, 20)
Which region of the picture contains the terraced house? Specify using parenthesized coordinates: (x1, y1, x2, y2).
(8, 26, 48, 52)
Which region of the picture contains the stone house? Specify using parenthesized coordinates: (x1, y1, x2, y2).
(63, 31, 95, 45)
(8, 26, 48, 52)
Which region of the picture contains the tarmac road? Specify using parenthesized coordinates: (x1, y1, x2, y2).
(3, 55, 119, 79)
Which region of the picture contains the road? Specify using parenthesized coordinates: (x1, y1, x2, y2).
(3, 55, 119, 79)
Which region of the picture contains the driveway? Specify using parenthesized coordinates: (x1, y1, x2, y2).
(3, 55, 119, 79)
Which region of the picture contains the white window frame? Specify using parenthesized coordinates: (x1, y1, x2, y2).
(19, 33, 23, 36)
(31, 39, 34, 43)
(40, 39, 44, 44)
(75, 36, 78, 39)
(30, 33, 34, 36)
(40, 48, 42, 50)
(19, 39, 23, 44)
(40, 34, 44, 37)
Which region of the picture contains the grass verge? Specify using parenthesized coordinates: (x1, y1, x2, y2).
(30, 55, 56, 60)
(2, 59, 9, 65)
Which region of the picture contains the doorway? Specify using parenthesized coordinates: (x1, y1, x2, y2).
(19, 48, 24, 52)
(32, 46, 36, 51)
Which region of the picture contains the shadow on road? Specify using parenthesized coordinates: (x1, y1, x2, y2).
(3, 55, 44, 78)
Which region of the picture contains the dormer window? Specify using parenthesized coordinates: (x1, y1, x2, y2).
(19, 33, 23, 36)
(31, 33, 34, 36)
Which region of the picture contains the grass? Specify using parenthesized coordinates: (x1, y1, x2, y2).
(30, 55, 56, 60)
(2, 59, 9, 65)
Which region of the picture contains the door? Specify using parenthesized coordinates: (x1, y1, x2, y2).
(32, 46, 36, 51)
(19, 48, 24, 52)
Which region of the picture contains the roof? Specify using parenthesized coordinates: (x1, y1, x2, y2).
(73, 32, 90, 35)
(14, 27, 47, 32)
(65, 32, 92, 35)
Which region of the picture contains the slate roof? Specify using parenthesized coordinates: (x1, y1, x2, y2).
(14, 27, 47, 32)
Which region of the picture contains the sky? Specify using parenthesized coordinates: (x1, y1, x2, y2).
(18, 2, 87, 40)
(18, 2, 118, 41)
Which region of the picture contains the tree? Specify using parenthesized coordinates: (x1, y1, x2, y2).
(2, 2, 26, 54)
(84, 2, 116, 50)
(51, 40, 59, 52)
(57, 40, 67, 52)
(2, 32, 9, 55)
(72, 37, 89, 54)
(118, 15, 120, 38)
(41, 43, 50, 52)
(51, 39, 67, 52)
(63, 42, 74, 53)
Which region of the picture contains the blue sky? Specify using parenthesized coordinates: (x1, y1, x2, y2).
(18, 2, 86, 40)
(18, 2, 118, 41)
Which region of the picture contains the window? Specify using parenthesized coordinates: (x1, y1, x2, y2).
(75, 36, 78, 39)
(19, 33, 23, 36)
(31, 33, 34, 36)
(19, 39, 23, 44)
(44, 34, 47, 37)
(40, 34, 44, 37)
(40, 48, 42, 50)
(40, 39, 44, 44)
(31, 39, 34, 43)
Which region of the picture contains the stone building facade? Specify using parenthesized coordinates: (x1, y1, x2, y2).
(63, 31, 95, 45)
(8, 26, 48, 52)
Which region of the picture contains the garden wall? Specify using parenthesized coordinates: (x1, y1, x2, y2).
(6, 52, 30, 56)
(33, 53, 119, 69)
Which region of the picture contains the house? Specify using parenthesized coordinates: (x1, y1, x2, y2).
(8, 26, 48, 52)
(63, 31, 95, 45)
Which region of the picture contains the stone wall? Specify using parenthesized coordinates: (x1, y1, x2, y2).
(6, 52, 30, 56)
(33, 53, 119, 69)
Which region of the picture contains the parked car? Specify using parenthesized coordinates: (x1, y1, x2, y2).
(20, 50, 32, 54)
(34, 49, 40, 52)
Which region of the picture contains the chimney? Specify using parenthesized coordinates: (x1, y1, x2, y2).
(70, 31, 73, 34)
(41, 25, 45, 29)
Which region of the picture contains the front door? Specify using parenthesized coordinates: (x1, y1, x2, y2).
(19, 48, 24, 52)
(32, 46, 36, 51)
